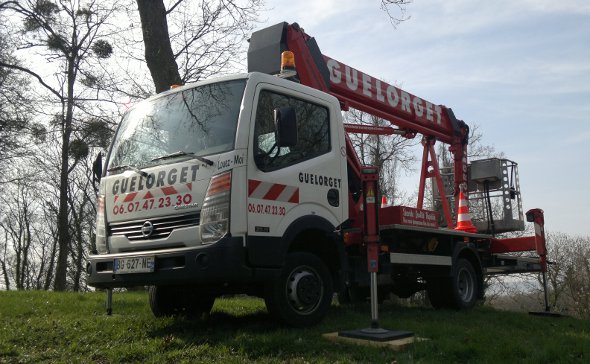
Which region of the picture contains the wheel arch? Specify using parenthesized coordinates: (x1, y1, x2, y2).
(283, 215, 347, 291)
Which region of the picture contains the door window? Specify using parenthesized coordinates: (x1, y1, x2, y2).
(254, 90, 330, 171)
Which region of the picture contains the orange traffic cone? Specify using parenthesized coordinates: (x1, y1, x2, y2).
(454, 191, 478, 233)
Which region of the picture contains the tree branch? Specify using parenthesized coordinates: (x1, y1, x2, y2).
(0, 61, 63, 100)
(381, 0, 412, 27)
(166, 0, 184, 15)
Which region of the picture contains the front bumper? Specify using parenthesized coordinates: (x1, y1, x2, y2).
(87, 235, 254, 289)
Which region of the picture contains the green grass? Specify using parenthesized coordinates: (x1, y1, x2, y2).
(0, 291, 588, 363)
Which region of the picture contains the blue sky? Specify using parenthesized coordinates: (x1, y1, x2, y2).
(259, 0, 590, 236)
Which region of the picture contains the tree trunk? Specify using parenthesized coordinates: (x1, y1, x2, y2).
(1, 260, 9, 290)
(136, 0, 182, 93)
(44, 235, 58, 290)
(21, 204, 32, 289)
(72, 211, 85, 292)
(53, 55, 77, 291)
(1, 237, 10, 290)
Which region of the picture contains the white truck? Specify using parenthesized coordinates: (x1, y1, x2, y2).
(88, 22, 549, 327)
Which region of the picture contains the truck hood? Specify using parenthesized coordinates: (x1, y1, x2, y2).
(104, 150, 244, 223)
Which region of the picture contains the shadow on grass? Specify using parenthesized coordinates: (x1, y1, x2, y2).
(145, 305, 401, 363)
(146, 310, 280, 342)
(145, 301, 418, 346)
(146, 300, 422, 337)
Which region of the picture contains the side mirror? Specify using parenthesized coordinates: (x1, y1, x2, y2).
(92, 152, 103, 191)
(274, 107, 297, 148)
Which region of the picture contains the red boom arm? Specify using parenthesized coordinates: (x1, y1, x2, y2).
(249, 22, 471, 226)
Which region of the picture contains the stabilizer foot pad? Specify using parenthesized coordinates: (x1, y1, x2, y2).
(324, 330, 423, 351)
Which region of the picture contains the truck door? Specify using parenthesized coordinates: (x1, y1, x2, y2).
(246, 83, 346, 264)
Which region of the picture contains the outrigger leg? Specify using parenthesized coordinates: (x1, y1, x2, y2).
(106, 288, 113, 316)
(338, 168, 414, 341)
(526, 209, 561, 317)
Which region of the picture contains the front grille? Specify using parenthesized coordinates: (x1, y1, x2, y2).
(108, 213, 200, 241)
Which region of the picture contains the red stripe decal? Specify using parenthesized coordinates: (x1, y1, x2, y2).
(264, 184, 286, 201)
(113, 195, 119, 203)
(123, 192, 137, 202)
(186, 183, 192, 191)
(288, 189, 299, 203)
(144, 191, 154, 199)
(248, 179, 262, 196)
(161, 186, 177, 195)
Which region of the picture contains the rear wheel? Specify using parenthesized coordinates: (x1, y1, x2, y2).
(449, 258, 478, 309)
(265, 252, 333, 327)
(149, 285, 215, 318)
(427, 258, 479, 310)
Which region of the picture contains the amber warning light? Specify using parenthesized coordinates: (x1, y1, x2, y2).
(278, 51, 298, 79)
(281, 51, 296, 71)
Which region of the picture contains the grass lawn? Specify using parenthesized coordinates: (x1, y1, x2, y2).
(0, 290, 588, 363)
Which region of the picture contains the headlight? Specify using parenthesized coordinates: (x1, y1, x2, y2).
(200, 171, 231, 244)
(95, 194, 108, 254)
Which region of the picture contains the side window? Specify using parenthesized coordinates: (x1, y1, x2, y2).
(254, 90, 330, 171)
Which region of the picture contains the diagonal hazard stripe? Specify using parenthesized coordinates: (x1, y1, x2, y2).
(248, 179, 262, 196)
(249, 180, 271, 199)
(288, 189, 299, 203)
(264, 184, 286, 201)
(123, 192, 138, 203)
(248, 179, 299, 203)
(278, 185, 298, 202)
(161, 186, 178, 195)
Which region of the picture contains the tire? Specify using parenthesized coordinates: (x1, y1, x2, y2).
(149, 285, 215, 318)
(149, 286, 176, 317)
(449, 258, 478, 310)
(265, 252, 333, 327)
(427, 258, 479, 310)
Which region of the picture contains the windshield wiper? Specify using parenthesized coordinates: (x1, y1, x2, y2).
(151, 151, 214, 166)
(107, 164, 149, 177)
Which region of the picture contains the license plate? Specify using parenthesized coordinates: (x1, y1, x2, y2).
(114, 256, 155, 274)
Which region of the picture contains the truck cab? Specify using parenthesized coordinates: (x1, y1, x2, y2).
(88, 72, 348, 326)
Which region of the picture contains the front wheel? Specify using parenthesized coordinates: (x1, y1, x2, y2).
(265, 252, 333, 327)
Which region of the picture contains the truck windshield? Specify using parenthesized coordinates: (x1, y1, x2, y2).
(108, 79, 246, 172)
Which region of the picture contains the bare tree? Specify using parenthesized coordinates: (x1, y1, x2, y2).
(66, 153, 98, 291)
(135, 0, 263, 92)
(0, 0, 118, 291)
(0, 15, 32, 176)
(0, 178, 38, 289)
(135, 0, 182, 93)
(545, 233, 590, 318)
